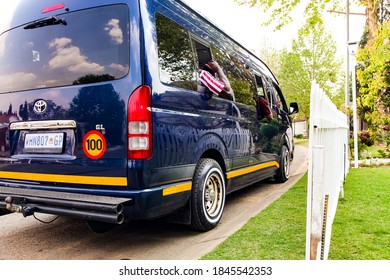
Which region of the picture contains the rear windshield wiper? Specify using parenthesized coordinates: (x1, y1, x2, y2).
(24, 16, 67, 30)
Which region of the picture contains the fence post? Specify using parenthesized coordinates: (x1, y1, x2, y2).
(308, 145, 325, 260)
(306, 81, 349, 260)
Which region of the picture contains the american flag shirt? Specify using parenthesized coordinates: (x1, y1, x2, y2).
(198, 69, 225, 95)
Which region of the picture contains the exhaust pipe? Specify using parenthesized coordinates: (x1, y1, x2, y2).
(32, 204, 125, 224)
(3, 196, 124, 214)
(2, 195, 129, 224)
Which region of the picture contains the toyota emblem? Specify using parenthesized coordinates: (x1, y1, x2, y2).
(33, 99, 47, 114)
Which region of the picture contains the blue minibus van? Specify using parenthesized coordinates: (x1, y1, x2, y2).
(0, 0, 298, 231)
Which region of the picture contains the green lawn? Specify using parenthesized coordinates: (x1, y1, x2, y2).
(293, 138, 309, 148)
(329, 168, 390, 260)
(201, 168, 390, 260)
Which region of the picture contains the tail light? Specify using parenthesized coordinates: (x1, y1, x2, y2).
(128, 86, 152, 160)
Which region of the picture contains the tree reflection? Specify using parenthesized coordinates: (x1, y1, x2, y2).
(211, 46, 256, 106)
(73, 74, 115, 85)
(18, 100, 66, 121)
(69, 75, 125, 145)
(156, 13, 196, 90)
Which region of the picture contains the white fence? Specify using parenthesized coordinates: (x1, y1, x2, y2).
(306, 81, 349, 260)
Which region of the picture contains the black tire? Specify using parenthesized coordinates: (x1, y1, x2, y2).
(190, 158, 226, 231)
(275, 145, 290, 183)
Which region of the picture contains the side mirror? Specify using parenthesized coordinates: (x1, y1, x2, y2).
(289, 102, 299, 115)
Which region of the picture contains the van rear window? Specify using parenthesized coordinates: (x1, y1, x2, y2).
(0, 5, 129, 93)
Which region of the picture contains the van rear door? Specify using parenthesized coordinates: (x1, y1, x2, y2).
(0, 4, 133, 190)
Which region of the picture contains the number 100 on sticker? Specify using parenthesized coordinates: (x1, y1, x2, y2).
(82, 130, 106, 160)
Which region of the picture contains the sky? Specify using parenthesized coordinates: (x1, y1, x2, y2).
(182, 0, 366, 58)
(0, 0, 366, 58)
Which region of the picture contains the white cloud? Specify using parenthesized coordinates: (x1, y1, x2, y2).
(105, 19, 124, 45)
(0, 72, 37, 91)
(109, 63, 128, 74)
(48, 37, 104, 73)
(49, 37, 72, 49)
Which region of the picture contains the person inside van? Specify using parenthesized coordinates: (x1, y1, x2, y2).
(198, 60, 234, 101)
(257, 96, 273, 121)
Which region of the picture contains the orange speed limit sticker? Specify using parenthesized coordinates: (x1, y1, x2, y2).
(82, 130, 106, 160)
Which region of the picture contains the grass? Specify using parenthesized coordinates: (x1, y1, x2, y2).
(328, 168, 390, 260)
(201, 168, 390, 260)
(294, 137, 309, 148)
(202, 174, 308, 260)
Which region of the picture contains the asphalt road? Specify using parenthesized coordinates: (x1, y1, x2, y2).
(0, 145, 308, 260)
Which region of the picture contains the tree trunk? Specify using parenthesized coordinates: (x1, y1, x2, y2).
(362, 0, 380, 42)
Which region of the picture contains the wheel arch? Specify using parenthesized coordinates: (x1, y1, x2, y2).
(191, 133, 229, 175)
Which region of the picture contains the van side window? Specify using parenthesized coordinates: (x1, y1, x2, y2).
(263, 77, 274, 106)
(272, 83, 288, 113)
(255, 75, 267, 99)
(211, 46, 256, 106)
(155, 13, 197, 91)
(192, 40, 212, 70)
(255, 75, 272, 121)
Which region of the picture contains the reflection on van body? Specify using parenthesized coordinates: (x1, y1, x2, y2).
(0, 0, 298, 232)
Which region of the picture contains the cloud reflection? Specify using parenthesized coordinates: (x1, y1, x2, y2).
(105, 19, 123, 45)
(48, 37, 104, 74)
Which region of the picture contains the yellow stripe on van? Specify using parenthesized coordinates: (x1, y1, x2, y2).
(227, 161, 280, 179)
(163, 182, 192, 196)
(0, 171, 127, 187)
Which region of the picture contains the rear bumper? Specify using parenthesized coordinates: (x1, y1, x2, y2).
(0, 186, 131, 224)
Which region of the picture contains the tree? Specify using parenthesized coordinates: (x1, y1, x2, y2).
(256, 46, 281, 75)
(278, 49, 311, 119)
(356, 21, 390, 129)
(234, 0, 379, 42)
(68, 82, 125, 145)
(7, 104, 12, 115)
(155, 13, 196, 84)
(294, 19, 342, 93)
(277, 19, 343, 119)
(378, 0, 390, 24)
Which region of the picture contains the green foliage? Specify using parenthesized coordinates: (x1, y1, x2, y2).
(377, 149, 390, 158)
(349, 136, 368, 159)
(382, 130, 390, 146)
(356, 21, 390, 129)
(375, 130, 390, 158)
(277, 50, 310, 119)
(230, 76, 256, 106)
(234, 0, 343, 30)
(277, 20, 343, 119)
(294, 20, 341, 92)
(155, 13, 195, 83)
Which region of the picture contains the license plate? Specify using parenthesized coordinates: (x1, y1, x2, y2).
(24, 133, 64, 154)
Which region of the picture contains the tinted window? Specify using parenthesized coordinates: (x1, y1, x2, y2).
(155, 13, 197, 90)
(272, 83, 288, 113)
(211, 45, 256, 105)
(0, 5, 129, 93)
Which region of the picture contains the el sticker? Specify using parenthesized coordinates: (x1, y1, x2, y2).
(83, 130, 106, 160)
